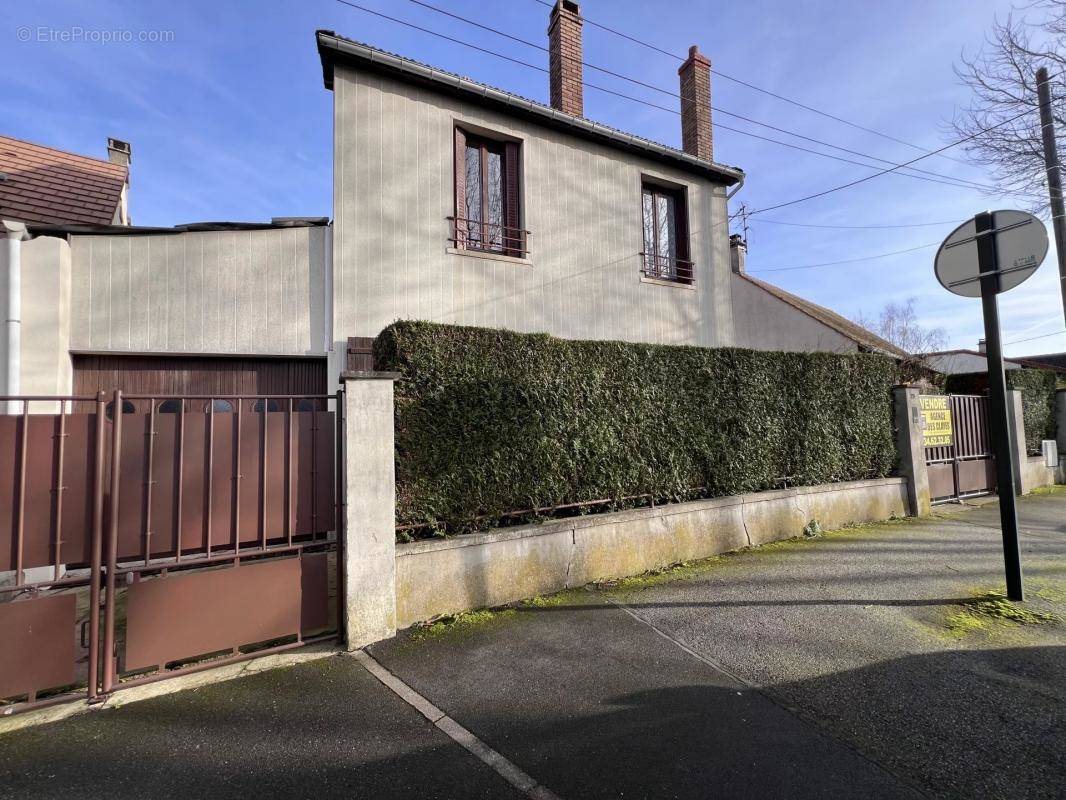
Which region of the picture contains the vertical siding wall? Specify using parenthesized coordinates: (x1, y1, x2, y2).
(333, 67, 735, 347)
(69, 226, 329, 356)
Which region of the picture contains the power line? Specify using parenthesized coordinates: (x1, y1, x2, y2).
(752, 217, 965, 230)
(528, 0, 971, 167)
(747, 241, 940, 273)
(1003, 329, 1066, 346)
(408, 0, 1003, 195)
(749, 103, 1051, 215)
(338, 1, 1017, 197)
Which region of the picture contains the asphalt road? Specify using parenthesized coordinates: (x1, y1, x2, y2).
(3, 492, 1064, 799)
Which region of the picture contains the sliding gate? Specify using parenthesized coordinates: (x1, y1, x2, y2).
(923, 394, 996, 504)
(1, 390, 344, 715)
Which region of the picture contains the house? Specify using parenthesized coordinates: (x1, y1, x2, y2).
(727, 235, 907, 357)
(3, 0, 905, 407)
(922, 341, 1066, 375)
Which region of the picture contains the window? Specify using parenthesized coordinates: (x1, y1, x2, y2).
(157, 399, 184, 414)
(105, 399, 136, 420)
(204, 399, 234, 413)
(453, 128, 525, 257)
(641, 182, 691, 283)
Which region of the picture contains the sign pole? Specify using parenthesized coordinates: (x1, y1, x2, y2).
(975, 211, 1025, 601)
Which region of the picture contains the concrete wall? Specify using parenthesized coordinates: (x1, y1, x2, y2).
(331, 66, 735, 349)
(69, 226, 330, 356)
(394, 477, 908, 628)
(730, 274, 857, 353)
(20, 236, 72, 398)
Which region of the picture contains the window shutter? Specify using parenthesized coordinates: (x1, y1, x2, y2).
(504, 141, 520, 256)
(454, 127, 467, 246)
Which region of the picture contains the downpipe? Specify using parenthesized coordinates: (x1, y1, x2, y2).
(1, 221, 29, 415)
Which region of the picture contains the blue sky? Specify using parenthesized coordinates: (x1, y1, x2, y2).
(4, 0, 1064, 356)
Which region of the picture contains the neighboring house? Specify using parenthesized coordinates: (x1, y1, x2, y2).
(0, 134, 131, 226)
(1014, 351, 1066, 373)
(924, 345, 1026, 375)
(727, 236, 907, 357)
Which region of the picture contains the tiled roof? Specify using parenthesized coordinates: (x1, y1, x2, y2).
(0, 135, 126, 226)
(738, 272, 909, 358)
(1014, 352, 1066, 372)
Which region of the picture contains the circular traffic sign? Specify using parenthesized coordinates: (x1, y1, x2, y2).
(934, 210, 1048, 297)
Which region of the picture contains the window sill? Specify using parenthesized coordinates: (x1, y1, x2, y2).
(446, 246, 533, 267)
(640, 274, 695, 290)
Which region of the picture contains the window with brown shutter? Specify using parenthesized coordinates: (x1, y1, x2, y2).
(641, 181, 692, 284)
(451, 127, 527, 258)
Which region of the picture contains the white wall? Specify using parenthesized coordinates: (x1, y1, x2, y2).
(69, 226, 330, 356)
(20, 236, 73, 399)
(332, 66, 735, 349)
(730, 274, 857, 353)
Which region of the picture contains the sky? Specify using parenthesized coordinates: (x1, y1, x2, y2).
(4, 0, 1065, 357)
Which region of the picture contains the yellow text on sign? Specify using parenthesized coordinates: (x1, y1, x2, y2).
(918, 396, 953, 447)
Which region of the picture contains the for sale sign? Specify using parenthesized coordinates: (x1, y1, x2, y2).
(919, 396, 953, 447)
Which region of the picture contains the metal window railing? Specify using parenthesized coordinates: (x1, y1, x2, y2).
(640, 252, 694, 283)
(448, 216, 531, 258)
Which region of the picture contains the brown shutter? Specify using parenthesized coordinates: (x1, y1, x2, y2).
(504, 141, 521, 257)
(454, 127, 467, 247)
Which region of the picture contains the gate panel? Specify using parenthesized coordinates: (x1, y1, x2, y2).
(0, 594, 77, 700)
(123, 556, 302, 672)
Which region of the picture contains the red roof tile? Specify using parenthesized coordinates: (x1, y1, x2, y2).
(0, 135, 126, 226)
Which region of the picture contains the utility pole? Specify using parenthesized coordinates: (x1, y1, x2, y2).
(1036, 67, 1066, 331)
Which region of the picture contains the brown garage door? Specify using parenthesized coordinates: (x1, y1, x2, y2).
(73, 354, 327, 397)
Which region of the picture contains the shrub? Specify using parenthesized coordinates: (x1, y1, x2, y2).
(375, 321, 901, 536)
(943, 368, 1058, 455)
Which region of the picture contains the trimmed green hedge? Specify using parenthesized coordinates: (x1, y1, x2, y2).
(376, 322, 901, 536)
(944, 368, 1058, 455)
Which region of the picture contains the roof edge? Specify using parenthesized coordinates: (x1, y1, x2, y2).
(316, 30, 744, 186)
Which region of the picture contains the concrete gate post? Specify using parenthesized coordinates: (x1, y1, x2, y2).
(341, 371, 400, 650)
(893, 387, 930, 517)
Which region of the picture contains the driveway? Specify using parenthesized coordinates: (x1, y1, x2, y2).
(3, 492, 1064, 799)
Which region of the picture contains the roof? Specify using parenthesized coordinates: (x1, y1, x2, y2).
(0, 135, 127, 226)
(737, 272, 909, 358)
(25, 217, 330, 239)
(316, 31, 744, 187)
(1014, 351, 1066, 372)
(924, 349, 1026, 366)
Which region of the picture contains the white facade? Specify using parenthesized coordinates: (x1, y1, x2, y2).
(330, 65, 736, 352)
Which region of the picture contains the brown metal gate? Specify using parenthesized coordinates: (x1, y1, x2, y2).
(924, 394, 996, 504)
(1, 389, 345, 716)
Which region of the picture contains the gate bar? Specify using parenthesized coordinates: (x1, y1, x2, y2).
(53, 400, 67, 578)
(335, 388, 346, 646)
(14, 402, 28, 586)
(102, 389, 124, 694)
(87, 392, 106, 702)
(143, 399, 156, 566)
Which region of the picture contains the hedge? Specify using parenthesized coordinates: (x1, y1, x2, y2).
(943, 368, 1058, 455)
(375, 321, 901, 536)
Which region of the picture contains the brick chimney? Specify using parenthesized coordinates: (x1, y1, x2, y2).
(678, 45, 713, 160)
(548, 1, 583, 116)
(729, 234, 746, 274)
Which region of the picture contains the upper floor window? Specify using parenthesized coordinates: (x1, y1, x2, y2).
(453, 127, 527, 258)
(641, 181, 692, 283)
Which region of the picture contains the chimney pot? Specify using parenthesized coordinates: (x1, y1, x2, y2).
(729, 234, 746, 274)
(678, 44, 713, 160)
(978, 338, 987, 354)
(548, 0, 583, 116)
(107, 137, 131, 167)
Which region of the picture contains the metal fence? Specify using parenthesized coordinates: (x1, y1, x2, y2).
(1, 390, 345, 715)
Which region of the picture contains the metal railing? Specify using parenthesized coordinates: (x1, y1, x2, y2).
(448, 216, 531, 258)
(640, 252, 694, 283)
